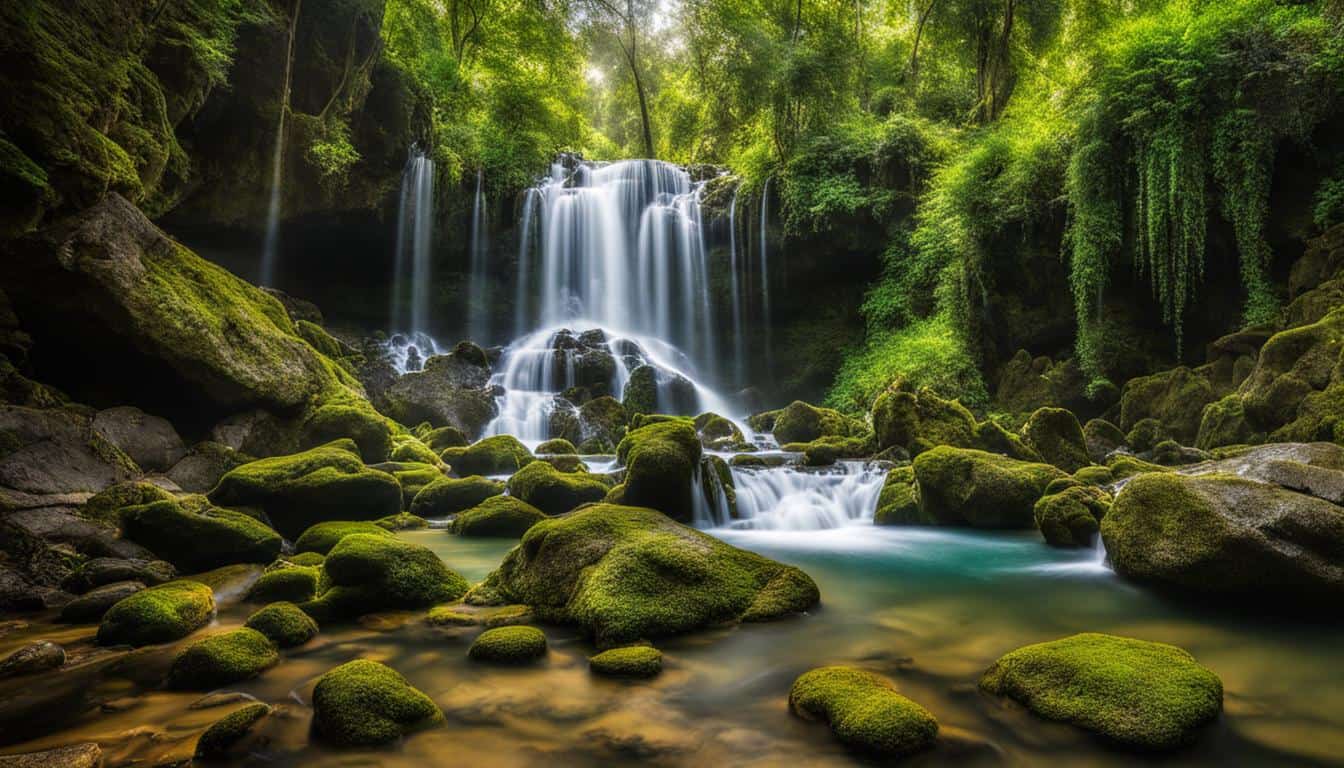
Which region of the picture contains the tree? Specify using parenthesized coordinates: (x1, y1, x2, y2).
(582, 0, 656, 157)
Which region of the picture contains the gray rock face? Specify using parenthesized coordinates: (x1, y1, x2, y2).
(0, 641, 65, 679)
(0, 406, 139, 495)
(380, 349, 497, 437)
(92, 406, 186, 472)
(4, 506, 152, 560)
(59, 580, 144, 623)
(0, 743, 101, 768)
(166, 441, 248, 493)
(0, 566, 43, 612)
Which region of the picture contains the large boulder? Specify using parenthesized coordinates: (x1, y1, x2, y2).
(616, 421, 702, 522)
(771, 401, 865, 445)
(121, 497, 282, 573)
(912, 446, 1065, 528)
(789, 666, 938, 757)
(576, 396, 628, 450)
(166, 627, 278, 689)
(208, 440, 402, 538)
(980, 633, 1222, 750)
(621, 364, 698, 417)
(1033, 485, 1111, 547)
(1102, 471, 1344, 601)
(449, 496, 547, 537)
(165, 441, 251, 493)
(1118, 366, 1218, 446)
(0, 406, 139, 495)
(379, 350, 497, 438)
(450, 435, 534, 477)
(504, 461, 608, 516)
(302, 534, 469, 621)
(409, 475, 504, 517)
(872, 383, 977, 456)
(475, 504, 819, 646)
(1233, 307, 1344, 442)
(91, 406, 186, 472)
(312, 660, 443, 747)
(96, 580, 215, 646)
(1020, 407, 1090, 472)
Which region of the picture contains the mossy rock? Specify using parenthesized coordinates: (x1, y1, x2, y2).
(589, 646, 662, 678)
(96, 580, 215, 647)
(426, 603, 532, 628)
(245, 564, 319, 603)
(376, 512, 429, 531)
(452, 435, 534, 476)
(466, 625, 548, 663)
(371, 461, 444, 508)
(449, 496, 547, 538)
(300, 404, 394, 464)
(1082, 418, 1127, 464)
(731, 454, 767, 468)
(388, 435, 441, 466)
(1020, 407, 1091, 473)
(872, 383, 977, 455)
(208, 440, 402, 538)
(312, 660, 443, 747)
(1195, 394, 1262, 450)
(195, 702, 272, 760)
(912, 447, 1065, 528)
(409, 475, 504, 518)
(973, 419, 1043, 462)
(1119, 366, 1218, 446)
(303, 534, 469, 621)
(477, 504, 819, 646)
(505, 461, 608, 516)
(284, 551, 325, 567)
(167, 627, 278, 689)
(80, 480, 174, 527)
(296, 521, 395, 554)
(873, 466, 929, 525)
(1125, 418, 1169, 454)
(616, 421, 702, 522)
(578, 395, 628, 448)
(980, 633, 1222, 750)
(121, 497, 281, 572)
(1034, 486, 1111, 547)
(1072, 465, 1114, 486)
(245, 601, 319, 648)
(577, 437, 615, 455)
(789, 666, 938, 757)
(1239, 308, 1344, 440)
(538, 453, 589, 473)
(536, 438, 577, 454)
(1106, 454, 1173, 481)
(772, 401, 865, 445)
(423, 425, 469, 452)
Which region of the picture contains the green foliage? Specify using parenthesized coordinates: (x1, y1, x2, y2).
(828, 317, 986, 414)
(304, 120, 361, 188)
(1317, 174, 1344, 231)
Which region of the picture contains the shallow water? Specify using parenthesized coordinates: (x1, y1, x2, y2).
(2, 526, 1342, 766)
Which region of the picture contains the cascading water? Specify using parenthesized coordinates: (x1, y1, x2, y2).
(467, 169, 489, 344)
(386, 146, 438, 373)
(259, 0, 301, 287)
(728, 187, 745, 388)
(707, 460, 889, 531)
(758, 177, 773, 372)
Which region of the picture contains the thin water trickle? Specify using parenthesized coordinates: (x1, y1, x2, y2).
(467, 168, 489, 343)
(258, 0, 301, 287)
(391, 146, 436, 336)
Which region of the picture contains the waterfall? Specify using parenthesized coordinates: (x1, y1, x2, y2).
(259, 0, 301, 287)
(728, 186, 744, 388)
(513, 187, 540, 337)
(390, 148, 435, 334)
(714, 461, 888, 531)
(758, 177, 773, 372)
(467, 169, 489, 343)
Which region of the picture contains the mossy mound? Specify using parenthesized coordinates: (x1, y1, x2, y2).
(789, 666, 938, 757)
(303, 534, 469, 621)
(246, 564, 320, 603)
(195, 702, 272, 759)
(388, 435, 441, 466)
(1072, 465, 1114, 486)
(873, 466, 929, 525)
(167, 627, 278, 689)
(96, 580, 215, 647)
(1126, 418, 1169, 453)
(295, 521, 394, 554)
(772, 401, 865, 445)
(426, 603, 532, 628)
(872, 383, 977, 456)
(301, 404, 394, 464)
(80, 480, 174, 526)
(423, 425, 469, 452)
(466, 625, 548, 663)
(244, 601, 319, 647)
(372, 461, 444, 507)
(284, 552, 326, 567)
(913, 447, 1065, 528)
(1021, 407, 1091, 473)
(208, 440, 402, 538)
(376, 512, 430, 530)
(409, 475, 504, 518)
(1083, 418, 1127, 463)
(973, 419, 1043, 462)
(121, 497, 281, 572)
(589, 646, 662, 678)
(505, 461, 609, 516)
(477, 504, 819, 646)
(1106, 454, 1174, 480)
(452, 435, 534, 476)
(536, 438, 577, 454)
(1120, 366, 1218, 446)
(980, 633, 1222, 750)
(1034, 486, 1112, 547)
(449, 496, 547, 538)
(312, 660, 443, 747)
(616, 421, 703, 522)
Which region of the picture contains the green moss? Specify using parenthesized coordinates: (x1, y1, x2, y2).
(409, 475, 504, 518)
(388, 434, 441, 466)
(789, 666, 938, 756)
(1083, 418, 1127, 463)
(466, 625, 548, 663)
(1106, 454, 1174, 481)
(1119, 368, 1216, 446)
(1195, 394, 1261, 450)
(303, 533, 469, 621)
(244, 601, 319, 648)
(209, 440, 402, 538)
(589, 645, 662, 678)
(872, 383, 978, 456)
(452, 435, 534, 476)
(167, 627, 278, 689)
(980, 633, 1222, 750)
(731, 454, 767, 468)
(195, 702, 271, 759)
(874, 466, 929, 525)
(371, 460, 444, 507)
(426, 603, 531, 628)
(913, 446, 1066, 528)
(1072, 465, 1114, 486)
(479, 504, 819, 646)
(1021, 408, 1091, 473)
(616, 421, 702, 522)
(423, 425, 469, 452)
(772, 401, 865, 444)
(1034, 486, 1112, 547)
(312, 660, 443, 747)
(504, 461, 608, 516)
(246, 564, 319, 603)
(536, 438, 577, 454)
(295, 521, 394, 554)
(449, 496, 547, 538)
(79, 480, 174, 526)
(96, 580, 215, 647)
(974, 419, 1043, 462)
(301, 404, 394, 463)
(1125, 418, 1169, 454)
(121, 497, 281, 572)
(376, 512, 429, 531)
(284, 551, 325, 567)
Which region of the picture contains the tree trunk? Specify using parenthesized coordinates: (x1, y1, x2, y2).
(624, 0, 655, 158)
(909, 0, 938, 91)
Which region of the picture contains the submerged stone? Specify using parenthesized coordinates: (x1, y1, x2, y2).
(466, 625, 548, 663)
(167, 627, 278, 689)
(789, 666, 938, 756)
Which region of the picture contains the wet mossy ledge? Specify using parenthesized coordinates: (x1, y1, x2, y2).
(471, 504, 820, 647)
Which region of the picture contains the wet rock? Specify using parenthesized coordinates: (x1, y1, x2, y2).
(410, 475, 505, 518)
(167, 627, 278, 689)
(96, 580, 215, 647)
(913, 447, 1066, 529)
(505, 461, 608, 516)
(578, 396, 628, 449)
(1119, 366, 1218, 446)
(0, 566, 44, 612)
(872, 382, 978, 456)
(312, 660, 443, 746)
(92, 406, 187, 472)
(165, 441, 250, 493)
(449, 496, 547, 538)
(0, 743, 101, 768)
(789, 666, 938, 757)
(1020, 407, 1090, 473)
(1082, 418, 1126, 464)
(621, 364, 697, 417)
(467, 625, 548, 664)
(0, 641, 65, 679)
(61, 557, 175, 594)
(589, 646, 662, 678)
(302, 534, 468, 621)
(60, 580, 145, 623)
(380, 349, 497, 437)
(617, 421, 702, 522)
(6, 505, 151, 560)
(451, 435, 534, 477)
(195, 702, 272, 760)
(120, 497, 282, 572)
(0, 405, 138, 495)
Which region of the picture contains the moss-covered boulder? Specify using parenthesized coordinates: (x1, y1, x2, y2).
(1119, 367, 1217, 446)
(578, 396, 628, 448)
(789, 666, 938, 757)
(245, 564, 320, 603)
(1102, 472, 1344, 601)
(121, 497, 281, 572)
(449, 496, 547, 537)
(79, 480, 176, 527)
(387, 435, 440, 466)
(426, 603, 532, 628)
(372, 461, 444, 509)
(195, 702, 272, 760)
(300, 404, 394, 464)
(873, 466, 928, 525)
(1106, 453, 1173, 480)
(295, 521, 394, 554)
(1082, 418, 1127, 464)
(423, 425, 469, 452)
(1233, 307, 1344, 442)
(973, 419, 1042, 462)
(408, 475, 504, 517)
(451, 435, 534, 476)
(772, 401, 865, 445)
(1072, 465, 1114, 486)
(375, 512, 429, 530)
(380, 350, 498, 438)
(1033, 486, 1111, 547)
(476, 504, 818, 646)
(589, 645, 662, 678)
(872, 383, 977, 456)
(96, 580, 215, 646)
(536, 438, 577, 454)
(208, 440, 402, 538)
(504, 461, 608, 516)
(244, 601, 319, 647)
(1125, 418, 1168, 453)
(312, 660, 443, 747)
(1195, 394, 1262, 450)
(167, 627, 278, 689)
(980, 633, 1222, 750)
(466, 625, 548, 663)
(616, 421, 703, 522)
(1020, 408, 1090, 473)
(303, 534, 469, 621)
(912, 447, 1065, 528)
